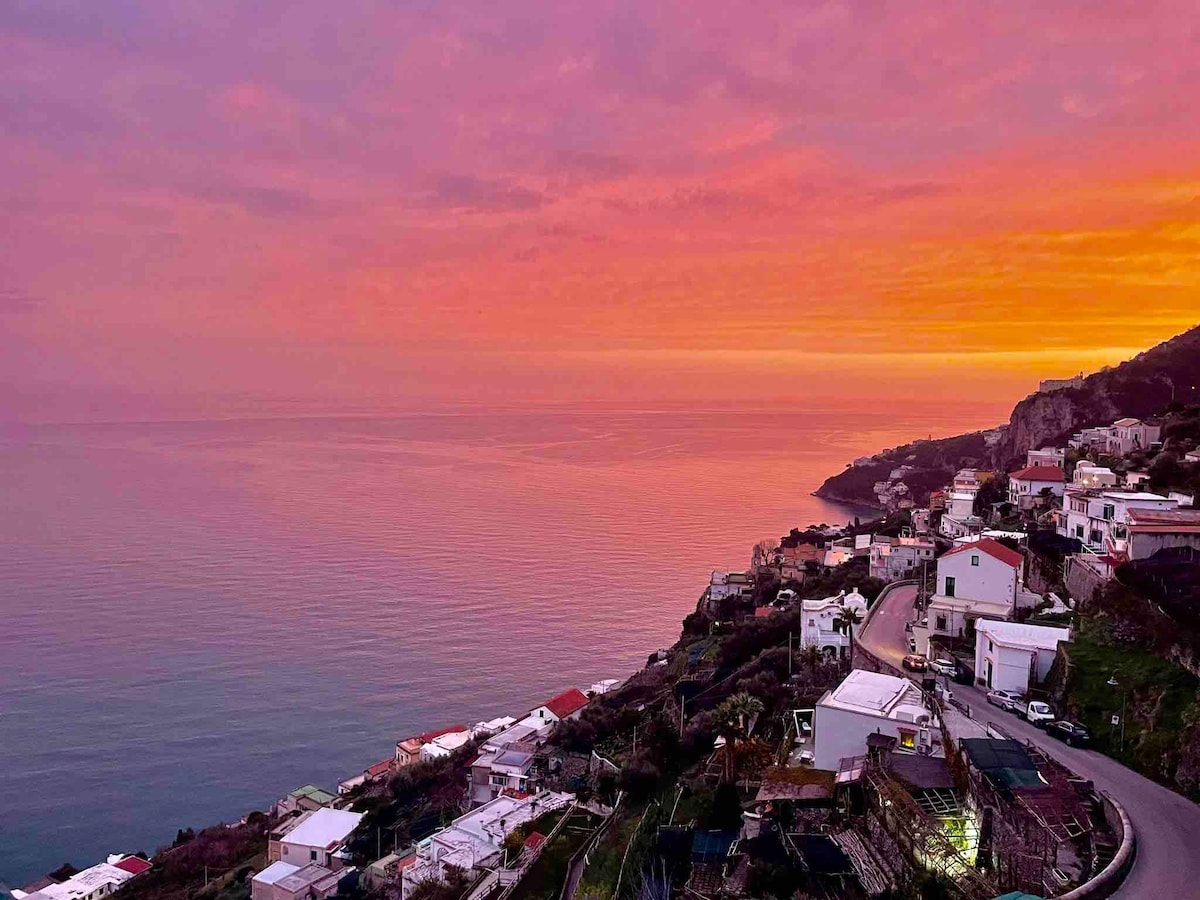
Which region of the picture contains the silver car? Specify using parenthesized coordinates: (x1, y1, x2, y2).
(986, 689, 1020, 711)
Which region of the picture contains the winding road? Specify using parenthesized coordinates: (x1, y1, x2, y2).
(857, 581, 1200, 898)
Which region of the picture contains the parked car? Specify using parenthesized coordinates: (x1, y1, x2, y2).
(1023, 700, 1055, 727)
(902, 654, 928, 672)
(1046, 720, 1091, 747)
(986, 689, 1021, 711)
(930, 658, 957, 677)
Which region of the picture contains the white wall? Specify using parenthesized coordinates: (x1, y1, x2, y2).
(937, 550, 1017, 607)
(812, 702, 929, 770)
(974, 642, 1036, 693)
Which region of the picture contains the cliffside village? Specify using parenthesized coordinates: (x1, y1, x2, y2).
(13, 413, 1200, 900)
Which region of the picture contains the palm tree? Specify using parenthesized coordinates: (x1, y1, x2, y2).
(715, 693, 764, 782)
(836, 606, 864, 653)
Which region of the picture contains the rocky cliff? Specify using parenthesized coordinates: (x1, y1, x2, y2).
(816, 322, 1200, 507)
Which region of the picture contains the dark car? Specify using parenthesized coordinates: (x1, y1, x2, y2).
(1046, 720, 1091, 747)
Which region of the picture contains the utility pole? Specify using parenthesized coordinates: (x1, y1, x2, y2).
(679, 696, 686, 736)
(788, 632, 793, 678)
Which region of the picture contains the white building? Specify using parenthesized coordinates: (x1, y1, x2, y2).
(868, 536, 936, 581)
(1073, 465, 1118, 490)
(707, 571, 753, 603)
(923, 539, 1032, 651)
(813, 670, 939, 770)
(401, 792, 573, 899)
(799, 589, 869, 659)
(270, 807, 364, 869)
(1069, 426, 1110, 451)
(468, 748, 536, 807)
(1106, 418, 1161, 455)
(1026, 447, 1066, 468)
(1061, 491, 1178, 553)
(252, 862, 342, 900)
(18, 861, 145, 900)
(974, 621, 1071, 693)
(1124, 507, 1200, 560)
(1124, 470, 1151, 491)
(1007, 466, 1065, 510)
(421, 729, 474, 761)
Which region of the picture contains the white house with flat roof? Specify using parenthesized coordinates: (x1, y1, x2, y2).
(401, 791, 573, 899)
(1026, 448, 1066, 468)
(251, 862, 343, 900)
(869, 536, 936, 581)
(270, 807, 363, 869)
(813, 670, 939, 770)
(1073, 465, 1118, 490)
(974, 621, 1071, 693)
(19, 863, 139, 900)
(1061, 491, 1178, 553)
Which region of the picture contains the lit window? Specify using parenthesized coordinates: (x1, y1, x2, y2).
(898, 730, 916, 750)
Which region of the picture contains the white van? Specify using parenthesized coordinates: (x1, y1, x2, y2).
(1023, 700, 1054, 727)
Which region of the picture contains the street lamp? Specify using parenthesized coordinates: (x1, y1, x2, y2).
(1107, 674, 1127, 754)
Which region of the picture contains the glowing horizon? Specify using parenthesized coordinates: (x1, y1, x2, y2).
(3, 2, 1200, 417)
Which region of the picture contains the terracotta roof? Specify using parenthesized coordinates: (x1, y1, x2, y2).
(754, 607, 778, 617)
(1126, 508, 1200, 529)
(544, 688, 589, 719)
(1009, 465, 1065, 482)
(113, 857, 153, 876)
(366, 758, 395, 778)
(416, 724, 467, 743)
(524, 832, 548, 851)
(942, 538, 1023, 570)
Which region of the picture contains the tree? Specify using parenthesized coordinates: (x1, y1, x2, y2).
(800, 644, 822, 674)
(714, 693, 764, 782)
(835, 606, 864, 649)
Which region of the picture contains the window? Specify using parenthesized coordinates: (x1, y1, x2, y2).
(935, 615, 947, 631)
(1103, 504, 1116, 520)
(491, 774, 509, 786)
(945, 576, 956, 597)
(1090, 529, 1103, 545)
(898, 729, 916, 750)
(1074, 525, 1084, 539)
(971, 554, 980, 567)
(310, 849, 318, 862)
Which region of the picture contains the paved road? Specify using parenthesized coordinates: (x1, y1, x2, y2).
(859, 583, 1200, 897)
(951, 682, 1200, 899)
(857, 581, 917, 671)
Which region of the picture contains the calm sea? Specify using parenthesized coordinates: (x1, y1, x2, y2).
(0, 406, 991, 883)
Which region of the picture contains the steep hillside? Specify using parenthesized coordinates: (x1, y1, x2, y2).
(816, 323, 1200, 507)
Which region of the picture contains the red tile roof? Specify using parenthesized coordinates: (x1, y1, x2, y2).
(524, 832, 548, 851)
(942, 538, 1023, 570)
(1009, 466, 1065, 483)
(1126, 508, 1200, 529)
(544, 688, 589, 719)
(416, 724, 468, 743)
(113, 857, 152, 876)
(754, 607, 778, 617)
(366, 758, 395, 778)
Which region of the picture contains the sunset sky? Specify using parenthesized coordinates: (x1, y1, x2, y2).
(3, 1, 1200, 419)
